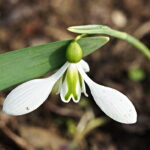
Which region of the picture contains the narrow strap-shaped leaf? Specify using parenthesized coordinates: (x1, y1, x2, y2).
(0, 36, 109, 91)
(68, 25, 150, 60)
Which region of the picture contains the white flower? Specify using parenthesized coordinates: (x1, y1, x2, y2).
(3, 60, 137, 124)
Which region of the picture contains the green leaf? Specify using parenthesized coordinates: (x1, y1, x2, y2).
(68, 25, 150, 60)
(0, 36, 109, 91)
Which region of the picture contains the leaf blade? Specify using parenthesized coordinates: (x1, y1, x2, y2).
(0, 36, 109, 91)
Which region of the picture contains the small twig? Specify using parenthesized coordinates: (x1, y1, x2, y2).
(46, 102, 83, 118)
(134, 21, 150, 38)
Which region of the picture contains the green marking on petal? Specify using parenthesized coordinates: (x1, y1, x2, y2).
(64, 64, 81, 102)
(78, 72, 83, 88)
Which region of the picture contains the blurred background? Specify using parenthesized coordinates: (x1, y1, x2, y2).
(0, 0, 150, 150)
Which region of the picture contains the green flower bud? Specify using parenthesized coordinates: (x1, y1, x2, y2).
(66, 41, 83, 63)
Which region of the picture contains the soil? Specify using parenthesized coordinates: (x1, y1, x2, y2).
(0, 0, 150, 150)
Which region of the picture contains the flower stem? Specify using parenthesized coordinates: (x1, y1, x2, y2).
(107, 29, 150, 60)
(74, 34, 88, 41)
(68, 25, 150, 60)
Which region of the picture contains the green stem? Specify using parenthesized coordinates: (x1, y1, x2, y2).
(74, 34, 88, 41)
(68, 25, 150, 60)
(106, 29, 150, 60)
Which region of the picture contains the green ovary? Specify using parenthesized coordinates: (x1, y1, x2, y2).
(66, 41, 83, 63)
(64, 65, 81, 101)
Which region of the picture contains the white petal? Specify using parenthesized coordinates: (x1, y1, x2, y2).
(78, 59, 90, 72)
(74, 81, 81, 103)
(60, 78, 70, 103)
(77, 60, 89, 96)
(81, 77, 88, 97)
(3, 62, 69, 115)
(77, 64, 137, 124)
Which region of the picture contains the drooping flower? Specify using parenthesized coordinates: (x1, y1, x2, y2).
(3, 36, 137, 124)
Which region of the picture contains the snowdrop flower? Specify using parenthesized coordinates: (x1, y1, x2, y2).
(3, 37, 137, 124)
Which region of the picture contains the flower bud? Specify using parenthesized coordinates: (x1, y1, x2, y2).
(66, 41, 83, 63)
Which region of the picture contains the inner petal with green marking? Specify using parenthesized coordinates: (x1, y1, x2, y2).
(60, 63, 82, 103)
